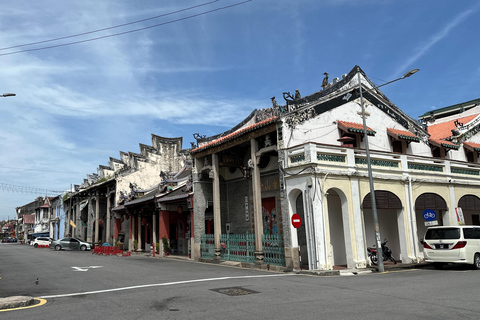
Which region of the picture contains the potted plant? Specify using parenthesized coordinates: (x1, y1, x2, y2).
(162, 237, 171, 255)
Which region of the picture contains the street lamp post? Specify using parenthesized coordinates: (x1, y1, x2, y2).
(358, 68, 419, 272)
(1, 93, 15, 97)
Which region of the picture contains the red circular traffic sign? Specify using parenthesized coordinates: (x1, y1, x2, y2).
(291, 213, 301, 228)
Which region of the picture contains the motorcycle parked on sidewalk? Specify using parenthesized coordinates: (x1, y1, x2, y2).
(367, 239, 397, 265)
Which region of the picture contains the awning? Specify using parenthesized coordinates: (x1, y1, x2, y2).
(387, 128, 420, 142)
(463, 141, 480, 153)
(429, 138, 459, 150)
(337, 120, 375, 136)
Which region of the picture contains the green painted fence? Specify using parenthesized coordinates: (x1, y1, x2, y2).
(200, 234, 215, 259)
(262, 234, 286, 267)
(200, 233, 286, 267)
(220, 233, 256, 263)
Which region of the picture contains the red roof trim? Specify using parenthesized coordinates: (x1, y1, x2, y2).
(191, 116, 277, 153)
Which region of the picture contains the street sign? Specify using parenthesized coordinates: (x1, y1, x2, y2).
(292, 213, 301, 228)
(425, 220, 438, 226)
(422, 209, 436, 221)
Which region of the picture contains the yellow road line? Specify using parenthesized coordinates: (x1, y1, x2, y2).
(0, 298, 47, 312)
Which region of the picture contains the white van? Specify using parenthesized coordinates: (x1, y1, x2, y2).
(423, 225, 480, 269)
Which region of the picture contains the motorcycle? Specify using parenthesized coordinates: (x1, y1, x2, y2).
(367, 239, 397, 265)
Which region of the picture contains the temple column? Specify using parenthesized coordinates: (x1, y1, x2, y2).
(159, 210, 170, 256)
(251, 138, 264, 264)
(152, 212, 157, 256)
(137, 216, 142, 251)
(106, 189, 111, 245)
(75, 198, 81, 240)
(95, 193, 100, 245)
(212, 153, 222, 260)
(129, 215, 133, 251)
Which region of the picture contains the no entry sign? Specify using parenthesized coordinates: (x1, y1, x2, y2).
(292, 213, 301, 228)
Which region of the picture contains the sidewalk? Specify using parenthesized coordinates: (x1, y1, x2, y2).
(293, 261, 432, 276)
(0, 296, 34, 310)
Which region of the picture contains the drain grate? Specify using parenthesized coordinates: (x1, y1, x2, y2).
(210, 287, 259, 296)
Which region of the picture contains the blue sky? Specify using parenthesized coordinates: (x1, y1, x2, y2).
(1, 0, 479, 221)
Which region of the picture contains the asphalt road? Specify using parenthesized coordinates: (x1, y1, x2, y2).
(1, 243, 480, 320)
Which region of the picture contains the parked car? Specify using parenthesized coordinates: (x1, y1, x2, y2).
(30, 237, 52, 248)
(2, 237, 12, 243)
(422, 225, 480, 269)
(50, 237, 94, 251)
(10, 238, 18, 243)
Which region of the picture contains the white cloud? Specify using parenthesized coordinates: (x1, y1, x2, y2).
(395, 5, 479, 77)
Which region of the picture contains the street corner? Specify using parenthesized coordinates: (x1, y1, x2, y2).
(0, 296, 35, 311)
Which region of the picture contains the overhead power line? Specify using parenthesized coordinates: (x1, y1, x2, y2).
(0, 165, 85, 174)
(0, 0, 252, 57)
(0, 183, 64, 196)
(0, 0, 220, 51)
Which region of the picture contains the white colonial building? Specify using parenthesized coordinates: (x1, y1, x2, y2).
(191, 65, 480, 271)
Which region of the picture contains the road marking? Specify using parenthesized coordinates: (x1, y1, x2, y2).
(39, 274, 290, 299)
(72, 266, 103, 272)
(0, 298, 47, 312)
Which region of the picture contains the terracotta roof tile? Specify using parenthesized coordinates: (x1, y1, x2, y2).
(387, 128, 420, 142)
(191, 116, 277, 153)
(429, 138, 459, 150)
(463, 141, 480, 152)
(428, 114, 478, 140)
(337, 120, 375, 136)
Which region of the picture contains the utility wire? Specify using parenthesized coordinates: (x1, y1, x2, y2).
(0, 0, 252, 57)
(0, 165, 85, 174)
(0, 183, 64, 195)
(0, 0, 220, 51)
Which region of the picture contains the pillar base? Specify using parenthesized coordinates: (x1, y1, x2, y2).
(214, 248, 222, 260)
(255, 251, 264, 265)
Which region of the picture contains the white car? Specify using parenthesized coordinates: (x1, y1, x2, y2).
(30, 237, 52, 248)
(423, 225, 480, 269)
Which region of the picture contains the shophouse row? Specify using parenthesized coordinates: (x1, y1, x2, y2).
(15, 65, 480, 271)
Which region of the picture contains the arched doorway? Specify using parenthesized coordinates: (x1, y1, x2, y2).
(458, 195, 480, 225)
(362, 190, 402, 262)
(295, 192, 308, 269)
(415, 193, 447, 252)
(327, 189, 347, 267)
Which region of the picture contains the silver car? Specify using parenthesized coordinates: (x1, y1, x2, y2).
(51, 237, 94, 251)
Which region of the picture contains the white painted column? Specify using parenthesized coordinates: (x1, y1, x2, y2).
(212, 153, 222, 259)
(351, 178, 367, 267)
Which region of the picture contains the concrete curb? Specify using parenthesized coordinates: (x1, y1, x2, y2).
(0, 296, 34, 310)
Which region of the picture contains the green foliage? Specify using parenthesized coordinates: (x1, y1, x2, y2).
(162, 237, 171, 253)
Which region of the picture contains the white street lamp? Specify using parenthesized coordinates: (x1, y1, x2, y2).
(358, 68, 419, 272)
